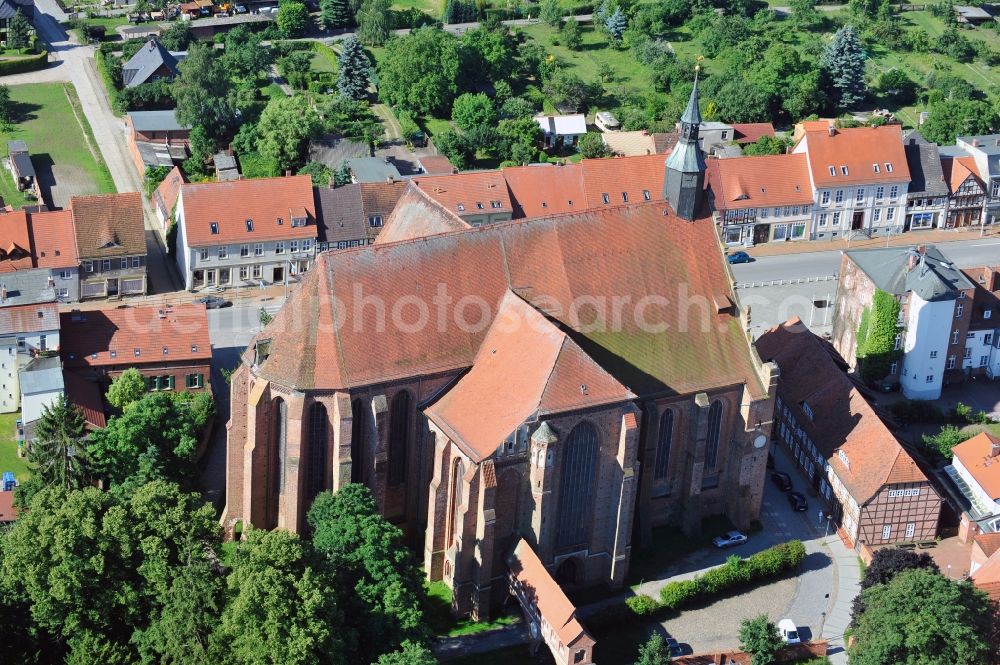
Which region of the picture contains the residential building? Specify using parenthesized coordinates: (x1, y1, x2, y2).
(222, 192, 777, 631)
(535, 114, 587, 149)
(941, 156, 986, 228)
(953, 134, 1000, 226)
(948, 432, 1000, 533)
(902, 131, 948, 231)
(0, 302, 59, 413)
(120, 39, 183, 88)
(832, 245, 976, 400)
(347, 157, 402, 184)
(73, 193, 147, 299)
(411, 171, 514, 225)
(125, 110, 191, 176)
(684, 121, 774, 155)
(18, 354, 62, 423)
(962, 265, 1000, 378)
(0, 0, 33, 47)
(313, 180, 407, 251)
(707, 153, 814, 245)
(0, 208, 80, 302)
(601, 130, 676, 157)
(417, 154, 455, 176)
(971, 532, 1000, 575)
(793, 125, 911, 240)
(174, 175, 317, 290)
(151, 165, 185, 230)
(372, 182, 471, 245)
(60, 304, 211, 393)
(757, 318, 942, 549)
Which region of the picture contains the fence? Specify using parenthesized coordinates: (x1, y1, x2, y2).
(735, 273, 838, 290)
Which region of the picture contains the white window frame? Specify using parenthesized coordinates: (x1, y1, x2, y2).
(254, 243, 264, 257)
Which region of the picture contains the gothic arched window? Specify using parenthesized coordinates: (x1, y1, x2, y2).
(556, 422, 598, 549)
(654, 409, 673, 480)
(705, 401, 723, 471)
(351, 399, 368, 484)
(388, 391, 411, 486)
(306, 402, 328, 504)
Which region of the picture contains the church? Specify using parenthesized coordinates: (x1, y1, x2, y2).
(222, 80, 778, 626)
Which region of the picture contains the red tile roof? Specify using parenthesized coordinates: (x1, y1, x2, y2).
(755, 318, 928, 503)
(972, 549, 1000, 602)
(60, 303, 211, 368)
(0, 491, 18, 523)
(30, 210, 78, 269)
(63, 369, 107, 429)
(952, 432, 1000, 500)
(0, 211, 32, 271)
(418, 154, 455, 175)
(502, 164, 586, 217)
(426, 291, 634, 461)
(508, 539, 591, 647)
(0, 302, 59, 336)
(942, 156, 983, 194)
(976, 532, 1000, 559)
(248, 201, 767, 401)
(373, 183, 470, 245)
(708, 153, 814, 210)
(798, 125, 910, 187)
(411, 171, 513, 217)
(72, 193, 147, 259)
(179, 175, 316, 247)
(153, 165, 185, 217)
(731, 123, 776, 144)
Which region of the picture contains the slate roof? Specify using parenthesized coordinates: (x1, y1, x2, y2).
(707, 153, 813, 210)
(72, 193, 146, 260)
(0, 0, 25, 21)
(963, 266, 1000, 331)
(18, 355, 64, 396)
(756, 318, 927, 504)
(315, 184, 365, 245)
(903, 131, 948, 197)
(179, 175, 316, 247)
(508, 539, 592, 647)
(9, 149, 34, 179)
(846, 245, 974, 302)
(246, 201, 767, 400)
(60, 303, 211, 369)
(348, 157, 402, 183)
(426, 291, 635, 461)
(127, 110, 189, 133)
(953, 432, 1000, 500)
(374, 183, 470, 245)
(121, 40, 182, 88)
(0, 302, 59, 336)
(0, 270, 55, 306)
(798, 125, 910, 186)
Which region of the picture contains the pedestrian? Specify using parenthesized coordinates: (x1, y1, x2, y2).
(817, 509, 823, 526)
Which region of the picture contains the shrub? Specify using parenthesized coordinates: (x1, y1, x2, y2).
(0, 50, 48, 76)
(659, 579, 700, 609)
(626, 594, 661, 616)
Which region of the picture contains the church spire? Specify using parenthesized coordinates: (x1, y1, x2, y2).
(681, 68, 702, 126)
(663, 66, 707, 221)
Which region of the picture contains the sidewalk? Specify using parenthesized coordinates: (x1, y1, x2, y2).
(820, 533, 862, 664)
(743, 225, 1000, 259)
(57, 281, 298, 312)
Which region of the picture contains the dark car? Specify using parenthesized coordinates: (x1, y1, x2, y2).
(787, 491, 808, 511)
(197, 295, 231, 309)
(665, 637, 684, 657)
(727, 251, 751, 264)
(770, 471, 792, 491)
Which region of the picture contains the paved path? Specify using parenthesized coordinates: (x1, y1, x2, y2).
(267, 64, 294, 96)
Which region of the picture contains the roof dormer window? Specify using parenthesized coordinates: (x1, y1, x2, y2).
(245, 219, 254, 232)
(622, 192, 629, 203)
(134, 348, 141, 357)
(457, 203, 465, 211)
(828, 166, 835, 176)
(476, 202, 484, 209)
(642, 190, 650, 201)
(885, 163, 893, 173)
(840, 166, 849, 175)
(162, 346, 168, 355)
(276, 217, 283, 225)
(602, 193, 610, 204)
(873, 164, 880, 173)
(210, 222, 219, 234)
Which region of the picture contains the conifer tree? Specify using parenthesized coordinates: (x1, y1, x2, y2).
(605, 6, 628, 43)
(320, 0, 352, 30)
(822, 26, 867, 110)
(337, 36, 371, 100)
(7, 10, 32, 50)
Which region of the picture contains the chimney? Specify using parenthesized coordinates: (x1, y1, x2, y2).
(992, 441, 1000, 458)
(917, 244, 926, 255)
(827, 125, 836, 137)
(386, 175, 394, 184)
(908, 251, 920, 271)
(973, 139, 981, 147)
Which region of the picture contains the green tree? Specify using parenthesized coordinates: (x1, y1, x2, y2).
(634, 633, 672, 665)
(921, 98, 998, 145)
(876, 68, 917, 106)
(277, 1, 311, 37)
(461, 26, 516, 85)
(6, 9, 32, 50)
(543, 70, 592, 113)
(321, 0, 353, 29)
(851, 548, 939, 624)
(0, 84, 12, 129)
(821, 26, 867, 110)
(742, 135, 793, 156)
(299, 161, 333, 186)
(159, 22, 192, 51)
(578, 132, 611, 158)
(107, 367, 148, 410)
(496, 116, 542, 159)
(377, 27, 462, 116)
(707, 76, 772, 123)
(307, 485, 429, 663)
(337, 36, 371, 100)
(211, 528, 346, 665)
(921, 424, 972, 461)
(451, 92, 496, 130)
(604, 6, 628, 44)
(256, 96, 323, 173)
(318, 94, 384, 144)
(849, 569, 995, 665)
(358, 0, 392, 46)
(376, 641, 438, 665)
(23, 394, 90, 495)
(539, 0, 562, 25)
(738, 615, 783, 665)
(222, 26, 271, 82)
(173, 42, 236, 144)
(562, 17, 583, 50)
(431, 129, 473, 169)
(789, 0, 821, 30)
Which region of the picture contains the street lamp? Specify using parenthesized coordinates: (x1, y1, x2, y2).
(825, 515, 832, 538)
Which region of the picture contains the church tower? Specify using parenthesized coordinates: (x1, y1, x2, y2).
(664, 69, 706, 221)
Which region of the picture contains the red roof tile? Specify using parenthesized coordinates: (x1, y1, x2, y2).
(63, 369, 107, 429)
(508, 539, 591, 647)
(942, 156, 983, 195)
(411, 171, 512, 216)
(179, 175, 316, 247)
(755, 318, 927, 503)
(153, 165, 185, 217)
(418, 154, 456, 175)
(708, 153, 814, 210)
(976, 532, 1000, 559)
(249, 202, 767, 401)
(0, 491, 18, 522)
(797, 125, 910, 187)
(0, 302, 59, 336)
(72, 193, 146, 259)
(373, 183, 470, 245)
(30, 210, 78, 269)
(952, 432, 1000, 499)
(60, 303, 211, 368)
(502, 164, 586, 217)
(0, 211, 32, 271)
(731, 123, 776, 144)
(426, 291, 634, 461)
(972, 550, 1000, 601)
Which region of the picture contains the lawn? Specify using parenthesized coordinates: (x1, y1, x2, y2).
(0, 412, 30, 485)
(392, 0, 442, 17)
(425, 580, 519, 637)
(0, 83, 115, 208)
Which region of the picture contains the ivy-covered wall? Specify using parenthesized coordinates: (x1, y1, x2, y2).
(856, 289, 903, 383)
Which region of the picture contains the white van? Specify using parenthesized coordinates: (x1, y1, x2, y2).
(778, 619, 800, 644)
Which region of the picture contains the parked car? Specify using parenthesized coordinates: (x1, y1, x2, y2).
(778, 619, 801, 644)
(787, 491, 808, 511)
(770, 471, 792, 491)
(197, 295, 232, 309)
(727, 250, 751, 264)
(234, 4, 248, 12)
(665, 637, 684, 658)
(712, 530, 748, 548)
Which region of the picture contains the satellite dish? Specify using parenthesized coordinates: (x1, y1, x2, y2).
(753, 434, 767, 449)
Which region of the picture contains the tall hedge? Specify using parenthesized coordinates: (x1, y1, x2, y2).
(856, 289, 903, 383)
(0, 51, 49, 76)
